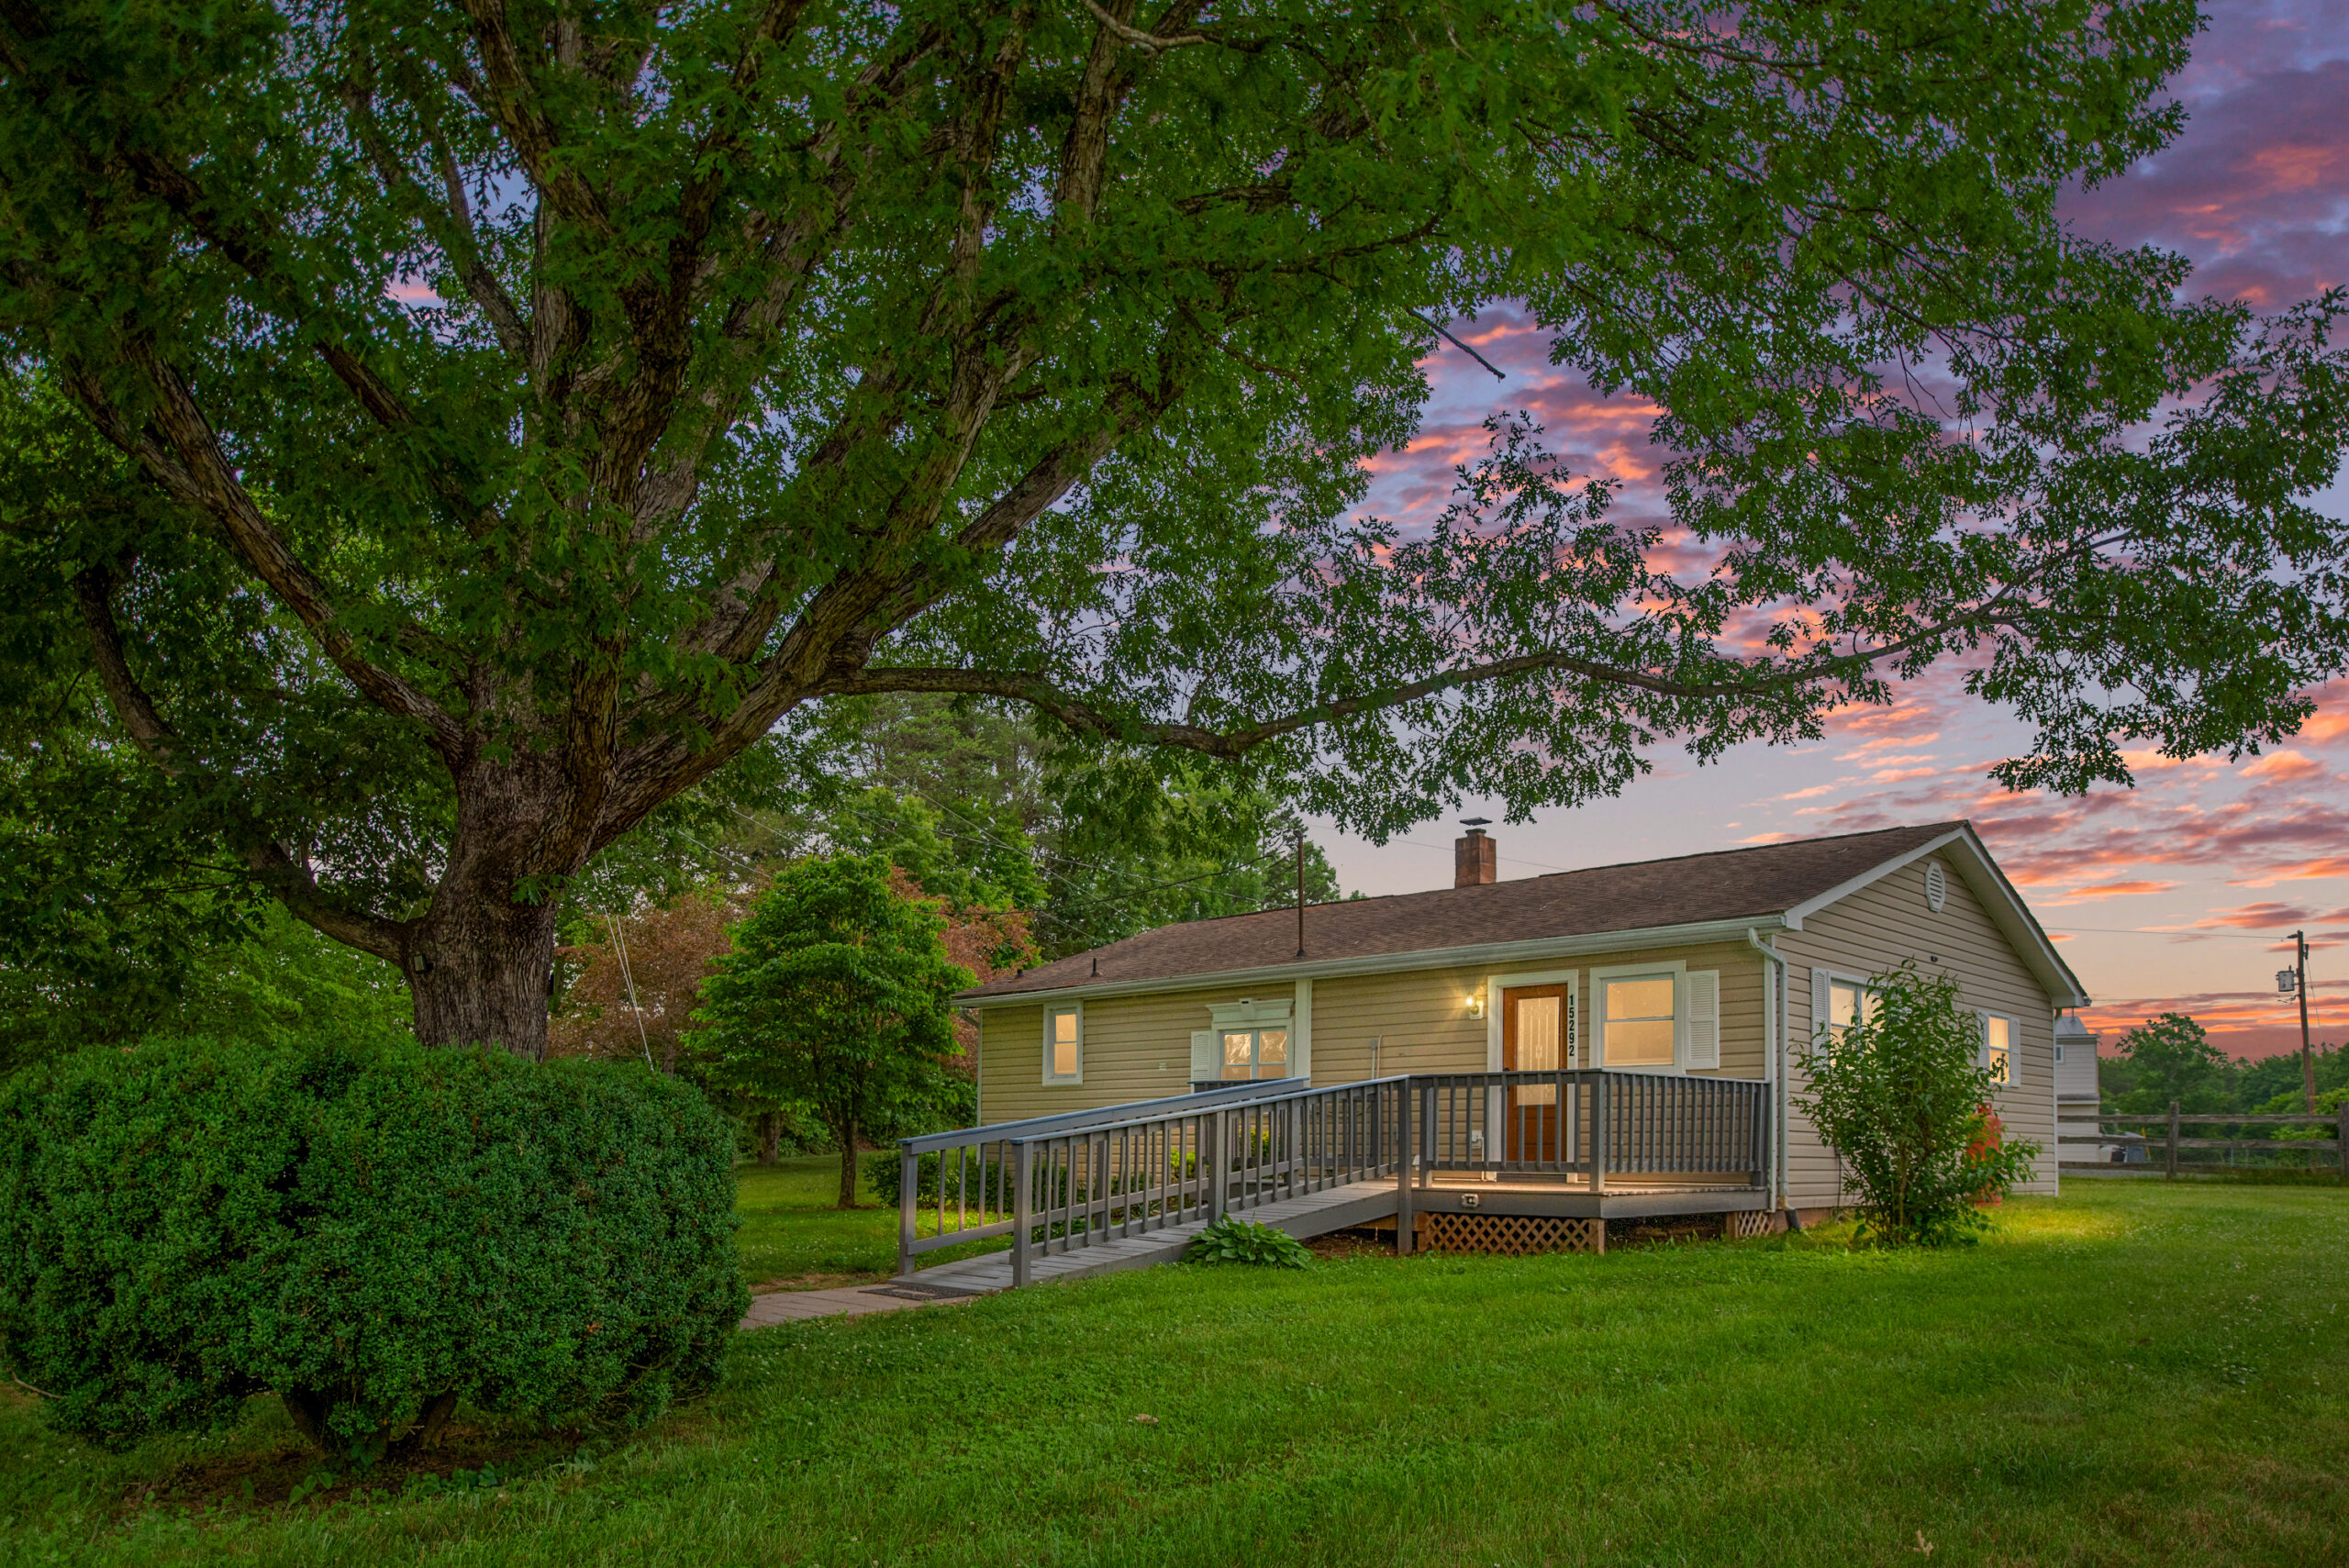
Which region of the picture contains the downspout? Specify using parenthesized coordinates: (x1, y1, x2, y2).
(1748, 928, 1788, 1216)
(965, 1006, 983, 1126)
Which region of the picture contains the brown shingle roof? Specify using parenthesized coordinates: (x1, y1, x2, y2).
(962, 821, 1966, 1000)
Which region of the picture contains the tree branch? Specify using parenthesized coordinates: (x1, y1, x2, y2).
(71, 565, 412, 964)
(1081, 0, 1212, 53)
(453, 0, 614, 235)
(817, 602, 2036, 762)
(338, 64, 530, 356)
(66, 351, 468, 766)
(625, 14, 949, 529)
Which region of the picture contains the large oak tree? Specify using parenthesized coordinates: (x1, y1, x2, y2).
(2, 2, 2344, 1055)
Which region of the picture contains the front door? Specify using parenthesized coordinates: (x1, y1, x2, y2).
(1501, 984, 1571, 1162)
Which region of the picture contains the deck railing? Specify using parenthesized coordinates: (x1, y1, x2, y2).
(896, 1070, 1772, 1284)
(1404, 1070, 1771, 1192)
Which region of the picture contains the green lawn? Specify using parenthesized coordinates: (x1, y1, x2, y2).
(734, 1153, 1008, 1288)
(6, 1182, 2346, 1566)
(733, 1152, 898, 1287)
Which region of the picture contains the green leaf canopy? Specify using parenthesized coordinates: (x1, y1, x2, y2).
(1, 2, 2343, 1051)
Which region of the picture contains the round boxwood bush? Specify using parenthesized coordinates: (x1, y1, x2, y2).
(0, 1034, 747, 1462)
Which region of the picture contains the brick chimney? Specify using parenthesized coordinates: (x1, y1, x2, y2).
(1454, 819, 1496, 888)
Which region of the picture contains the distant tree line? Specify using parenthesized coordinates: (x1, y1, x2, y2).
(2100, 1013, 2347, 1134)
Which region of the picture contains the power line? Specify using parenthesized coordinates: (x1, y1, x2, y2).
(1382, 830, 1577, 874)
(2043, 924, 2308, 941)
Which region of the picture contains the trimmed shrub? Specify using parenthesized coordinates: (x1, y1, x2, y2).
(0, 1035, 747, 1462)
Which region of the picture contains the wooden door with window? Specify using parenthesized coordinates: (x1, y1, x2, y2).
(1501, 984, 1572, 1162)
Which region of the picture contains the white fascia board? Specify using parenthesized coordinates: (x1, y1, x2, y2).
(1781, 824, 2089, 1010)
(1778, 828, 1969, 931)
(958, 915, 1787, 1011)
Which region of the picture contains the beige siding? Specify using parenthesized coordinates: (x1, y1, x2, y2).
(975, 940, 1773, 1129)
(977, 983, 1272, 1123)
(1777, 856, 2060, 1205)
(1313, 940, 1767, 1081)
(1310, 962, 1489, 1079)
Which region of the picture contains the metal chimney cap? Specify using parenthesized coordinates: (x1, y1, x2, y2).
(1459, 817, 1492, 831)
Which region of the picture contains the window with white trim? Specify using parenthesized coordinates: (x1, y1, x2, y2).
(1221, 1026, 1289, 1081)
(1042, 1004, 1083, 1084)
(1823, 976, 1880, 1046)
(1980, 1012, 2016, 1089)
(1600, 973, 1677, 1068)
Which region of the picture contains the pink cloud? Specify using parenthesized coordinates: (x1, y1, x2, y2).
(2201, 901, 2313, 930)
(1841, 733, 1942, 754)
(2044, 879, 2181, 902)
(2233, 855, 2349, 887)
(2242, 750, 2326, 783)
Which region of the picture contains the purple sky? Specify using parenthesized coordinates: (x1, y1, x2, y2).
(1311, 3, 2349, 1061)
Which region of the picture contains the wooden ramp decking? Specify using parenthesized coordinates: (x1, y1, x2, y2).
(901, 1178, 1400, 1295)
(896, 1176, 1776, 1296)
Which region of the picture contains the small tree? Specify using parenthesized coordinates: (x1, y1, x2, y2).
(696, 855, 972, 1208)
(1794, 968, 2040, 1246)
(552, 883, 755, 1074)
(2110, 1012, 2232, 1118)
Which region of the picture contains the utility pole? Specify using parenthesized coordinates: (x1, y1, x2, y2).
(2297, 929, 2314, 1114)
(1293, 827, 1307, 958)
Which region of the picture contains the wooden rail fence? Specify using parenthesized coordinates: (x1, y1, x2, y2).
(2059, 1100, 2349, 1181)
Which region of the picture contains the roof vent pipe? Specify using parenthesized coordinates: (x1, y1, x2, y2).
(1454, 819, 1496, 889)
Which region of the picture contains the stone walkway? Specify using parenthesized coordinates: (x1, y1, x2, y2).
(738, 1281, 990, 1329)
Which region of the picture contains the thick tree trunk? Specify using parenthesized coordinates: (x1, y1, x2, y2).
(395, 762, 590, 1058)
(756, 1111, 783, 1166)
(837, 1112, 859, 1208)
(403, 861, 564, 1058)
(406, 908, 559, 1056)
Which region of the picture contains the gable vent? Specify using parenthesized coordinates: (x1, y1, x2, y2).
(1924, 861, 1947, 912)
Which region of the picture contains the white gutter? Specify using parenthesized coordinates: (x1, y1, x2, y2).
(1748, 927, 1789, 1215)
(962, 914, 1792, 1008)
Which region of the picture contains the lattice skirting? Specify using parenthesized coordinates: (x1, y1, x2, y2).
(1419, 1212, 1604, 1256)
(1726, 1209, 1786, 1240)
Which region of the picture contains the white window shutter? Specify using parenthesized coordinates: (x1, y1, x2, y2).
(1189, 1029, 1217, 1084)
(1685, 970, 1720, 1070)
(1810, 968, 1831, 1049)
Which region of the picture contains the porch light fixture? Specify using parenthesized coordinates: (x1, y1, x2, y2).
(1466, 993, 1486, 1018)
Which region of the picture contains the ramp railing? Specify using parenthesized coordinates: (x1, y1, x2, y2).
(895, 1077, 1407, 1284)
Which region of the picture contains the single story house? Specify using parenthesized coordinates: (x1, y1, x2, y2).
(2054, 1013, 2138, 1163)
(955, 821, 2083, 1219)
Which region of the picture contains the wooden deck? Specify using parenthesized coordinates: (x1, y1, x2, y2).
(891, 1072, 1777, 1296)
(897, 1173, 1772, 1294)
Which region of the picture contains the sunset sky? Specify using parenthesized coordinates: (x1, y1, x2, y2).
(1314, 2, 2349, 1062)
